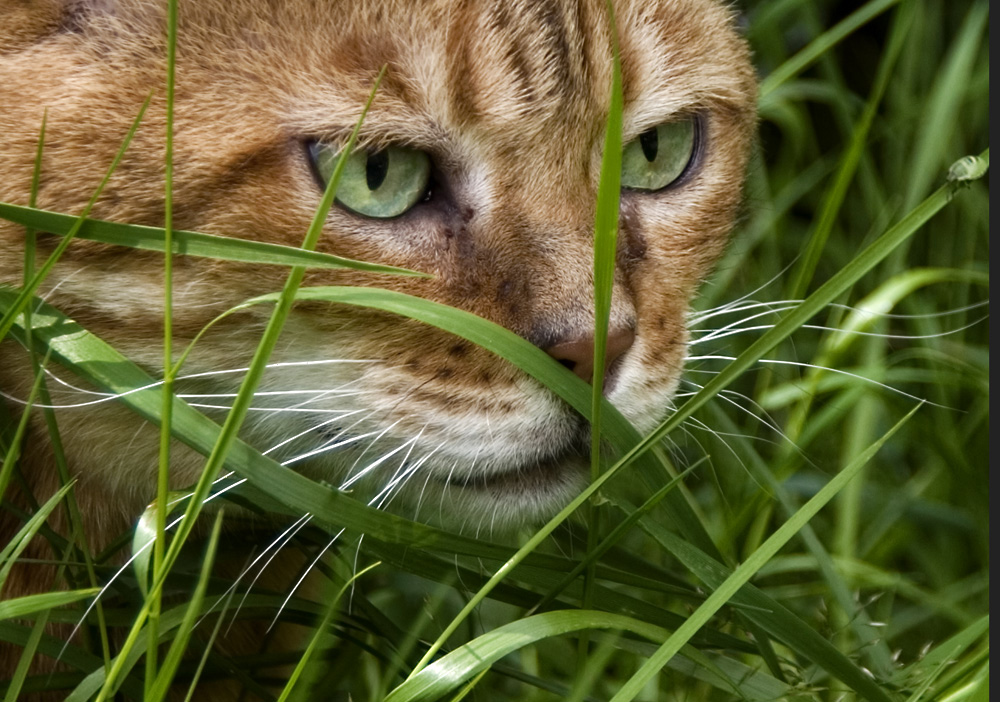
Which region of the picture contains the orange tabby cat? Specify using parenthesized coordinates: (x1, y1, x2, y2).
(0, 0, 755, 693)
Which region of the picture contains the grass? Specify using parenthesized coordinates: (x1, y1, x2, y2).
(0, 0, 990, 700)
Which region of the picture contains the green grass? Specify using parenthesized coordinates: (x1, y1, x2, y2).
(0, 0, 989, 700)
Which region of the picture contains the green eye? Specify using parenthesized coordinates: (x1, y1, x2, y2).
(309, 142, 431, 218)
(621, 118, 698, 192)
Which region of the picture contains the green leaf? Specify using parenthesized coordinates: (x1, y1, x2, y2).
(146, 511, 224, 702)
(603, 147, 989, 502)
(131, 491, 189, 599)
(385, 610, 669, 702)
(0, 95, 151, 343)
(0, 589, 100, 622)
(0, 203, 427, 278)
(759, 0, 902, 99)
(609, 404, 920, 702)
(0, 483, 76, 592)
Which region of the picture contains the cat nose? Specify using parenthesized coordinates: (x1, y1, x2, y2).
(545, 326, 635, 386)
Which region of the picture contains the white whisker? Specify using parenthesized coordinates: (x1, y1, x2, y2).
(230, 514, 314, 632)
(279, 429, 382, 466)
(269, 527, 347, 631)
(340, 430, 417, 491)
(690, 299, 801, 326)
(685, 355, 950, 409)
(261, 409, 369, 456)
(338, 418, 406, 486)
(690, 317, 988, 345)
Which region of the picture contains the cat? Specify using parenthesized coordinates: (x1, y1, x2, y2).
(0, 0, 755, 695)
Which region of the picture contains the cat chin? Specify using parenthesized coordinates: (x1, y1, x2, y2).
(317, 445, 589, 534)
(412, 452, 591, 534)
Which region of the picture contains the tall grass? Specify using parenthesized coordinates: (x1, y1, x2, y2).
(0, 0, 989, 700)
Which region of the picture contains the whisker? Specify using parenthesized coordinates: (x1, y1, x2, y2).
(682, 379, 796, 453)
(690, 299, 802, 326)
(413, 448, 450, 519)
(684, 355, 950, 409)
(267, 433, 436, 628)
(262, 409, 369, 456)
(689, 297, 987, 330)
(339, 418, 406, 486)
(178, 389, 371, 400)
(691, 304, 800, 343)
(339, 430, 417, 491)
(370, 437, 425, 510)
(372, 438, 444, 511)
(691, 261, 797, 323)
(0, 365, 374, 409)
(690, 317, 988, 345)
(681, 416, 771, 500)
(269, 526, 347, 632)
(228, 514, 314, 633)
(279, 429, 382, 467)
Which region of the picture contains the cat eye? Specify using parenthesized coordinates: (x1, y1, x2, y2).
(620, 117, 698, 192)
(308, 142, 431, 218)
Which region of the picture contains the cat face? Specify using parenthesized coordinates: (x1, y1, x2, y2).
(0, 0, 755, 530)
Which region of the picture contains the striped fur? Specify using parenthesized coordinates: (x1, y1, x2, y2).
(0, 1, 755, 682)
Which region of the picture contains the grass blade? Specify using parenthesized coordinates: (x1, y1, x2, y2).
(146, 511, 224, 702)
(0, 203, 427, 277)
(386, 610, 669, 702)
(608, 403, 920, 702)
(0, 590, 100, 623)
(604, 148, 988, 492)
(0, 95, 151, 343)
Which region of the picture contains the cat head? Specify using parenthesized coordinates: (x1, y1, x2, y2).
(0, 0, 756, 530)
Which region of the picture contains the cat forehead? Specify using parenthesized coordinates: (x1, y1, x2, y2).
(91, 0, 751, 143)
(283, 0, 748, 145)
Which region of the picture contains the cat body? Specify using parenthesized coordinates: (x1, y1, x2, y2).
(0, 0, 754, 693)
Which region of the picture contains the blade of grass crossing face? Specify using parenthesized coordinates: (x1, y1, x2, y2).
(590, 3, 623, 479)
(583, 0, 623, 661)
(91, 72, 387, 701)
(148, 0, 179, 690)
(608, 404, 920, 702)
(0, 203, 426, 277)
(0, 95, 151, 343)
(0, 290, 514, 561)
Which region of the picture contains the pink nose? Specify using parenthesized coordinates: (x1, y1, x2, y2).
(545, 326, 635, 384)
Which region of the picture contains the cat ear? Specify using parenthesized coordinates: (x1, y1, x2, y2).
(0, 0, 115, 50)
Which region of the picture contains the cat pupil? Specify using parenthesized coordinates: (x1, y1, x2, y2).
(366, 149, 389, 190)
(639, 128, 659, 162)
